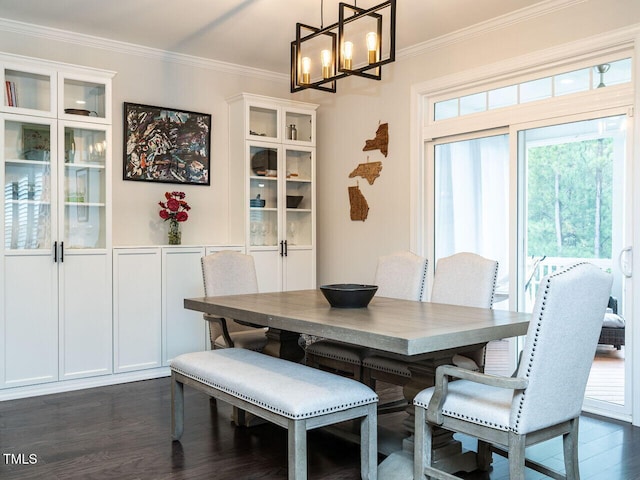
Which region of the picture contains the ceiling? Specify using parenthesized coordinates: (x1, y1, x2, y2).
(0, 0, 546, 74)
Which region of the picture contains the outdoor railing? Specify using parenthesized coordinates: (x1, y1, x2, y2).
(525, 256, 612, 309)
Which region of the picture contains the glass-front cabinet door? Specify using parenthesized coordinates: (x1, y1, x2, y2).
(2, 116, 56, 251)
(61, 123, 108, 250)
(2, 63, 55, 116)
(283, 108, 315, 145)
(59, 73, 110, 122)
(248, 143, 279, 249)
(284, 147, 313, 247)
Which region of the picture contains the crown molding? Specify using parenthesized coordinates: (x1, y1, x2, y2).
(0, 0, 592, 84)
(398, 0, 588, 61)
(0, 17, 288, 83)
(411, 22, 640, 97)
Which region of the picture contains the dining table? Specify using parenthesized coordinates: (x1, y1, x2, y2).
(184, 289, 530, 479)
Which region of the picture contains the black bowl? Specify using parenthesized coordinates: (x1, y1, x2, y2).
(320, 284, 378, 308)
(286, 195, 303, 208)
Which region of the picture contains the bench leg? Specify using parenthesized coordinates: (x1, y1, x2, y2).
(171, 372, 184, 441)
(361, 404, 378, 480)
(288, 419, 307, 480)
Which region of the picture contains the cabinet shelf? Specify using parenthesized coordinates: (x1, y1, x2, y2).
(250, 207, 277, 212)
(5, 158, 51, 166)
(64, 202, 105, 207)
(65, 162, 106, 169)
(5, 199, 51, 206)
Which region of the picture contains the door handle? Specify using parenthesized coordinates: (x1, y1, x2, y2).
(53, 241, 57, 262)
(60, 241, 64, 263)
(284, 240, 288, 257)
(618, 246, 632, 278)
(280, 240, 284, 257)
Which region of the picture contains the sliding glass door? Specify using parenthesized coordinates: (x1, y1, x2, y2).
(428, 111, 632, 417)
(517, 113, 631, 417)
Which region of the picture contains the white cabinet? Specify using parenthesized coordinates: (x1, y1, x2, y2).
(162, 246, 207, 364)
(0, 54, 114, 389)
(113, 248, 162, 373)
(113, 245, 245, 372)
(228, 93, 317, 293)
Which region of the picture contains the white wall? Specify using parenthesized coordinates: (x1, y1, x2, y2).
(292, 0, 640, 286)
(1, 0, 639, 281)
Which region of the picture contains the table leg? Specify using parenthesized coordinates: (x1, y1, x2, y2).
(377, 351, 478, 479)
(262, 328, 305, 362)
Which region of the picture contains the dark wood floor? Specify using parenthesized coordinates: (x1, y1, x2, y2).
(1, 377, 639, 479)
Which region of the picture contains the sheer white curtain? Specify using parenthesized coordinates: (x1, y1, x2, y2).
(434, 134, 509, 287)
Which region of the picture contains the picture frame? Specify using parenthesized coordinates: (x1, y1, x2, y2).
(22, 125, 51, 161)
(123, 102, 211, 185)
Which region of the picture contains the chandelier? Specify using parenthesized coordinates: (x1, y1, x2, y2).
(291, 0, 396, 93)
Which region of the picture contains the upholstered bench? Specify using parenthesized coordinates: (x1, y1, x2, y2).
(170, 348, 378, 480)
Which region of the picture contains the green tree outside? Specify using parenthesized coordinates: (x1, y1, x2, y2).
(527, 138, 613, 259)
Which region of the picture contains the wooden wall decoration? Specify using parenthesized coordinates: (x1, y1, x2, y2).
(362, 122, 389, 157)
(349, 159, 383, 185)
(348, 122, 389, 221)
(348, 185, 369, 221)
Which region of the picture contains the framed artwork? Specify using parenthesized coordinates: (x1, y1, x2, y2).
(123, 102, 211, 185)
(22, 125, 51, 161)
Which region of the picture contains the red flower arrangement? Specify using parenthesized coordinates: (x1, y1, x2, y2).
(159, 191, 190, 222)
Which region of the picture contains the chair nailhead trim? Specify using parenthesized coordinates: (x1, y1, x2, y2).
(171, 366, 377, 420)
(513, 262, 587, 432)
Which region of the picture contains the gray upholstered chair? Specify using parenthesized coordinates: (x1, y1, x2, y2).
(201, 250, 267, 351)
(413, 262, 612, 480)
(305, 251, 428, 381)
(429, 252, 499, 371)
(361, 252, 497, 392)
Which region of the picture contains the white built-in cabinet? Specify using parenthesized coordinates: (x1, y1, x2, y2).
(113, 245, 245, 374)
(228, 93, 318, 293)
(113, 248, 162, 373)
(0, 53, 114, 389)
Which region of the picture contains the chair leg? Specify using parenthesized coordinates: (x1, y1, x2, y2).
(171, 373, 184, 441)
(288, 419, 307, 480)
(563, 417, 581, 480)
(360, 404, 378, 480)
(414, 406, 428, 480)
(477, 440, 493, 471)
(508, 432, 526, 480)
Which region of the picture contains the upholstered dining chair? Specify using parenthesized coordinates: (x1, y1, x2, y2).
(361, 252, 498, 393)
(305, 251, 428, 381)
(413, 262, 612, 480)
(201, 250, 267, 352)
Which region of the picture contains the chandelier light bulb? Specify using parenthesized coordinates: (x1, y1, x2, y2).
(301, 56, 311, 84)
(343, 41, 354, 70)
(321, 49, 332, 79)
(366, 32, 378, 64)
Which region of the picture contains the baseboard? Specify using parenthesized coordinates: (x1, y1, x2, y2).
(0, 367, 171, 401)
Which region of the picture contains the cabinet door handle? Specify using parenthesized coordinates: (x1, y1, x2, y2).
(53, 241, 57, 262)
(284, 240, 288, 257)
(60, 241, 64, 263)
(280, 240, 284, 257)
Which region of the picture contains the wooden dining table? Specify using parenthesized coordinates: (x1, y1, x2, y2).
(184, 289, 530, 478)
